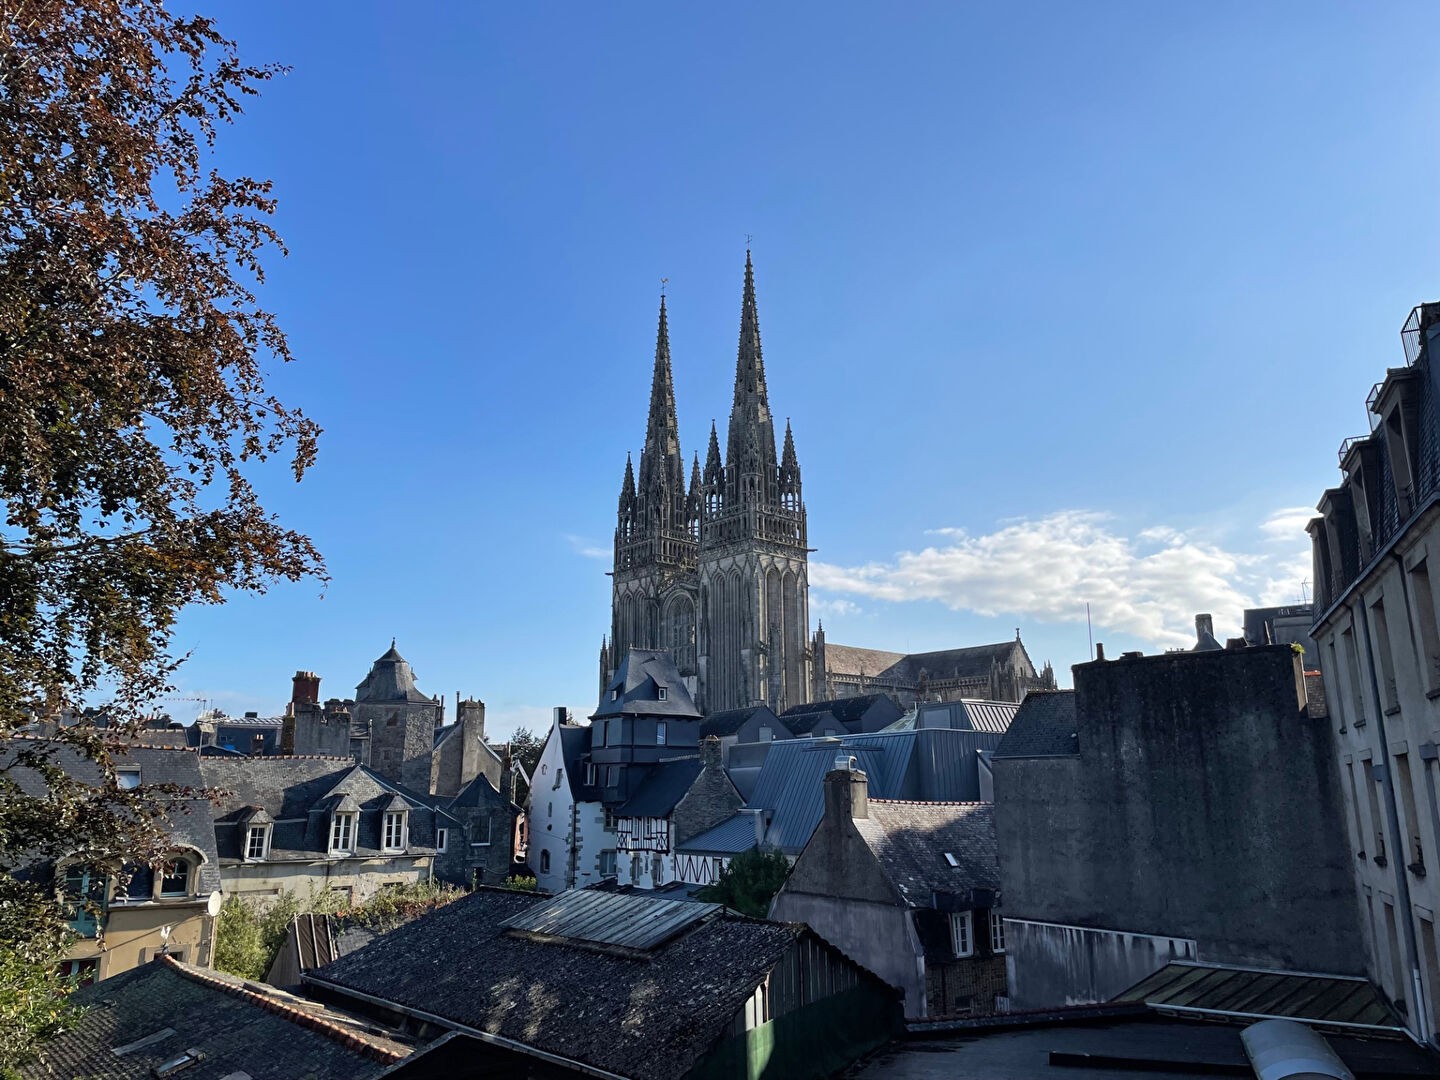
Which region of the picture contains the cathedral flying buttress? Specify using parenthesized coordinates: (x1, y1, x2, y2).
(602, 252, 812, 715)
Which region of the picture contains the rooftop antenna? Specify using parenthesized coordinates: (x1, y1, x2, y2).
(745, 233, 753, 248)
(1300, 578, 1312, 604)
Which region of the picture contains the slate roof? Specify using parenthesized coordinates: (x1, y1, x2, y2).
(748, 729, 1004, 854)
(992, 690, 1079, 758)
(307, 888, 842, 1080)
(616, 757, 703, 817)
(854, 801, 998, 908)
(354, 642, 437, 705)
(558, 723, 602, 801)
(675, 812, 763, 855)
(19, 956, 408, 1079)
(778, 709, 845, 736)
(700, 705, 770, 737)
(592, 648, 702, 720)
(198, 757, 450, 862)
(1, 742, 222, 894)
(824, 640, 1036, 686)
(780, 694, 891, 723)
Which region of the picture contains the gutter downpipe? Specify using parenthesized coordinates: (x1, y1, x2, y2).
(1355, 585, 1429, 1043)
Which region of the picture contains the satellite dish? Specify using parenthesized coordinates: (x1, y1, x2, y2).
(206, 891, 222, 917)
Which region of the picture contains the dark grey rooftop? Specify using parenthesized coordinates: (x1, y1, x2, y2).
(354, 642, 437, 705)
(591, 648, 702, 720)
(3, 742, 221, 895)
(749, 728, 1005, 854)
(852, 1018, 1437, 1080)
(779, 693, 893, 722)
(992, 690, 1078, 758)
(198, 757, 449, 862)
(616, 757, 702, 817)
(854, 801, 997, 907)
(676, 812, 763, 855)
(700, 704, 773, 737)
(307, 887, 816, 1080)
(19, 956, 408, 1080)
(557, 723, 602, 801)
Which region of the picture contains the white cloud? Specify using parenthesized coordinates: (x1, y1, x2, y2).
(811, 509, 1312, 649)
(1259, 506, 1317, 543)
(811, 596, 862, 619)
(563, 533, 610, 561)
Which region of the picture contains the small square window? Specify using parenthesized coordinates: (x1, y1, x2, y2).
(116, 768, 141, 790)
(610, 689, 619, 701)
(657, 687, 668, 701)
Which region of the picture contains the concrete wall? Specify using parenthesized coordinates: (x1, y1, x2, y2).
(994, 645, 1362, 1010)
(770, 892, 926, 1016)
(1004, 919, 1197, 1010)
(68, 903, 214, 981)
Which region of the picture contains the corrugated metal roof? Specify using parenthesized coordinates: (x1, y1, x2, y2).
(676, 813, 760, 855)
(748, 729, 1006, 854)
(498, 889, 720, 952)
(1117, 962, 1406, 1033)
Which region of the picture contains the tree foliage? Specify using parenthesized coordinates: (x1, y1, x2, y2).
(506, 725, 544, 806)
(0, 0, 317, 1067)
(213, 882, 465, 981)
(696, 847, 792, 918)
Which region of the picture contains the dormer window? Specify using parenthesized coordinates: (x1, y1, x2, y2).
(245, 824, 271, 861)
(610, 689, 619, 701)
(657, 687, 668, 701)
(158, 858, 190, 898)
(382, 810, 408, 853)
(329, 812, 356, 855)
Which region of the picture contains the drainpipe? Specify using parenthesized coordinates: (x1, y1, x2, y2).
(1355, 587, 1429, 1042)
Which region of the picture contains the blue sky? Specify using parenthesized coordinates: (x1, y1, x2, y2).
(167, 2, 1440, 737)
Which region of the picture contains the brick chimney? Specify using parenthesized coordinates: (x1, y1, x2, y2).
(823, 762, 868, 822)
(291, 670, 320, 707)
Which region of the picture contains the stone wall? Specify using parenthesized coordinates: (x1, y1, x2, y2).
(672, 738, 743, 845)
(994, 645, 1363, 1008)
(925, 953, 1007, 1016)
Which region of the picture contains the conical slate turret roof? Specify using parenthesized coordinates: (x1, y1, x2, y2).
(355, 642, 436, 704)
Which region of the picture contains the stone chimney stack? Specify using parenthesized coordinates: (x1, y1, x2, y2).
(1196, 613, 1214, 639)
(700, 735, 722, 768)
(823, 763, 868, 823)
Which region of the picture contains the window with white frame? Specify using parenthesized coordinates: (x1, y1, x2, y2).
(950, 911, 973, 957)
(329, 812, 355, 854)
(470, 818, 493, 847)
(656, 721, 667, 746)
(245, 825, 270, 861)
(657, 687, 668, 701)
(382, 811, 407, 852)
(600, 850, 617, 877)
(435, 828, 448, 852)
(158, 858, 189, 898)
(989, 910, 1005, 953)
(115, 767, 141, 790)
(610, 689, 619, 701)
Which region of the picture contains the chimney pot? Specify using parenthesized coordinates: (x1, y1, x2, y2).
(700, 735, 722, 767)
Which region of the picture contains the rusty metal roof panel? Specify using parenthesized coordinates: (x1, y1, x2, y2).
(498, 889, 721, 952)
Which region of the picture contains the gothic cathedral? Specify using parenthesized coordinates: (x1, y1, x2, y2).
(600, 253, 811, 714)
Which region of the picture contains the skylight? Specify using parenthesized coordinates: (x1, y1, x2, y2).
(944, 853, 959, 867)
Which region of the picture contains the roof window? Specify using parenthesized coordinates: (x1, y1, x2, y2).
(152, 1047, 205, 1076)
(943, 853, 960, 867)
(116, 767, 141, 790)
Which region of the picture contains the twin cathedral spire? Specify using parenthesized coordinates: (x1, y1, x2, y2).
(604, 253, 812, 714)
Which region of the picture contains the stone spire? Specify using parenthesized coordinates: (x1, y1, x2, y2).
(618, 453, 636, 512)
(635, 296, 688, 536)
(703, 420, 724, 493)
(686, 453, 702, 532)
(725, 251, 778, 506)
(779, 418, 802, 510)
